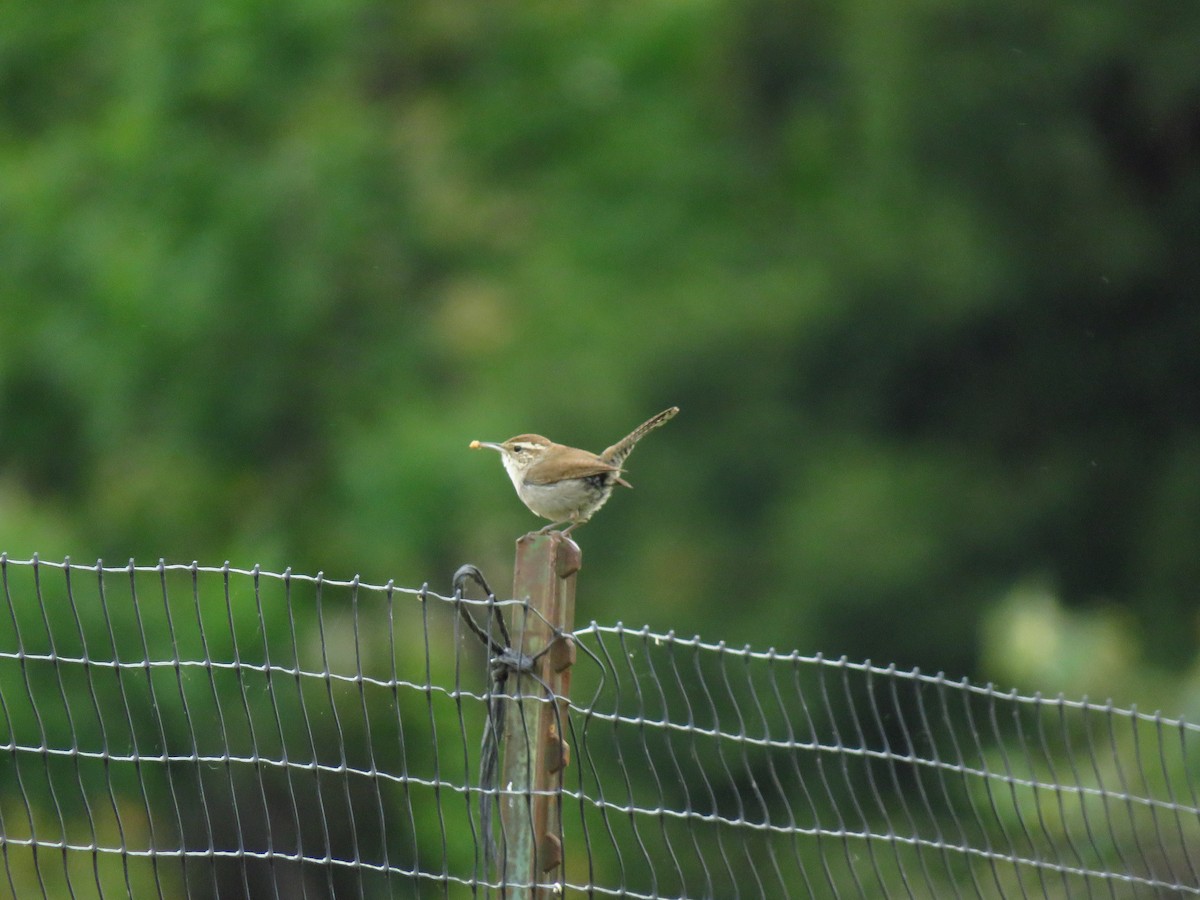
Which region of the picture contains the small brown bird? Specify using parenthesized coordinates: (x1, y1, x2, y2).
(470, 407, 679, 535)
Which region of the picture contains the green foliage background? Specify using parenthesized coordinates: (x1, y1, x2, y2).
(3, 0, 1200, 893)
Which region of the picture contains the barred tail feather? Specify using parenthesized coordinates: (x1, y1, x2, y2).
(602, 407, 679, 467)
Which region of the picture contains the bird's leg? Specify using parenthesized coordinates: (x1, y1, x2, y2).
(560, 516, 588, 537)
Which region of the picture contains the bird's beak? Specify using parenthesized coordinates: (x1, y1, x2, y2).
(469, 440, 503, 451)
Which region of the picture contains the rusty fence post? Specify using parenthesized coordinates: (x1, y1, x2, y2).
(497, 531, 579, 898)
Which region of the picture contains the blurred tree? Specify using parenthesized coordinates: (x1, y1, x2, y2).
(2, 0, 1199, 891)
(2, 0, 1198, 672)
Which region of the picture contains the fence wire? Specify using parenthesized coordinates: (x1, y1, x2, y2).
(1, 555, 1198, 899)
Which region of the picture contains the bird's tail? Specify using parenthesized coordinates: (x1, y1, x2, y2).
(602, 407, 679, 467)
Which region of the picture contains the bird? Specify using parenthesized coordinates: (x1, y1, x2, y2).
(470, 407, 679, 535)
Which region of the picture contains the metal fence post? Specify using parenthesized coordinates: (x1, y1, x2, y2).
(498, 531, 580, 898)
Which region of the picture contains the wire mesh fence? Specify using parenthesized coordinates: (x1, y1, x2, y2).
(1, 554, 1199, 898)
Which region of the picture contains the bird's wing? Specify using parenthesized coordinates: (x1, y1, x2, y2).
(523, 448, 623, 485)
